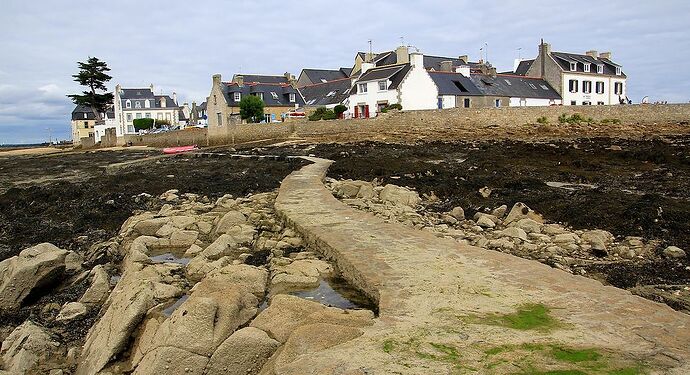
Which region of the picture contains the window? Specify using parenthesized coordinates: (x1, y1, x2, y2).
(571, 101, 577, 105)
(570, 62, 577, 71)
(135, 101, 142, 109)
(213, 95, 217, 105)
(125, 100, 131, 109)
(217, 113, 222, 126)
(358, 83, 367, 93)
(83, 113, 87, 119)
(84, 122, 88, 129)
(126, 113, 132, 122)
(326, 91, 336, 97)
(320, 79, 327, 83)
(271, 92, 278, 99)
(596, 82, 605, 94)
(615, 67, 622, 76)
(453, 81, 469, 92)
(597, 65, 604, 74)
(463, 98, 470, 108)
(584, 63, 591, 73)
(614, 82, 624, 95)
(166, 113, 171, 121)
(528, 83, 537, 90)
(495, 99, 501, 108)
(145, 113, 151, 118)
(264, 114, 272, 123)
(540, 84, 550, 90)
(145, 100, 150, 108)
(256, 92, 264, 100)
(583, 81, 592, 94)
(233, 92, 241, 102)
(289, 93, 296, 103)
(583, 101, 592, 105)
(136, 113, 142, 119)
(504, 79, 512, 86)
(378, 80, 387, 91)
(157, 113, 163, 120)
(597, 101, 605, 105)
(569, 80, 579, 93)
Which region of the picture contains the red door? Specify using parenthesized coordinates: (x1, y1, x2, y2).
(354, 106, 359, 119)
(364, 105, 370, 119)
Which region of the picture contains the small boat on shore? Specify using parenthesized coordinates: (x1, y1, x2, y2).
(162, 145, 198, 154)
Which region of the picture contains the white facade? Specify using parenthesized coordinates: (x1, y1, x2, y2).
(561, 73, 626, 106)
(509, 98, 562, 107)
(439, 95, 456, 109)
(113, 85, 180, 137)
(348, 53, 437, 118)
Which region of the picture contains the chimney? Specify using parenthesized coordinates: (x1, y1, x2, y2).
(212, 74, 221, 86)
(539, 39, 551, 78)
(396, 45, 409, 64)
(600, 52, 612, 59)
(458, 55, 468, 64)
(361, 62, 374, 75)
(149, 83, 154, 92)
(410, 52, 424, 67)
(540, 40, 552, 56)
(284, 72, 297, 88)
(235, 75, 244, 87)
(440, 61, 453, 72)
(365, 52, 375, 63)
(586, 50, 598, 58)
(172, 92, 177, 105)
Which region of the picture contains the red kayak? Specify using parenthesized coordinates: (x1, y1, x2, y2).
(162, 145, 198, 154)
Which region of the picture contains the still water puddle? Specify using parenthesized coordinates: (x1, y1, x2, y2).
(162, 295, 189, 317)
(148, 247, 191, 265)
(546, 181, 598, 191)
(260, 277, 376, 313)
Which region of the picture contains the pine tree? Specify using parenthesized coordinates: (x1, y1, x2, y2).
(67, 57, 114, 122)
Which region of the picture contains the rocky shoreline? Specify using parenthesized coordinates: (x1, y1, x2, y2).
(0, 189, 373, 374)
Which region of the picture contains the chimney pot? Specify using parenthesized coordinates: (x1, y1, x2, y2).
(212, 74, 221, 85)
(458, 55, 468, 63)
(396, 45, 410, 64)
(600, 52, 612, 59)
(586, 50, 599, 58)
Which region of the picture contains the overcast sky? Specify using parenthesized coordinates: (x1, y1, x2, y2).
(0, 1, 688, 144)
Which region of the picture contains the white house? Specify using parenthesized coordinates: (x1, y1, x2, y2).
(113, 84, 180, 136)
(348, 52, 437, 118)
(520, 41, 627, 106)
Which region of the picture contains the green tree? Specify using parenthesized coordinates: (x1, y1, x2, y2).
(67, 57, 114, 123)
(133, 118, 154, 131)
(239, 95, 265, 123)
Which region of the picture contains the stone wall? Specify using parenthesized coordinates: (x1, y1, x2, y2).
(117, 104, 690, 147)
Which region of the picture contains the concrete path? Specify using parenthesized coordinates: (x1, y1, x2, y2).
(275, 157, 690, 374)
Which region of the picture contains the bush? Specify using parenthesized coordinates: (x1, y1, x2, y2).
(155, 119, 171, 126)
(133, 118, 154, 131)
(558, 113, 590, 125)
(536, 116, 549, 124)
(333, 104, 347, 118)
(309, 107, 337, 121)
(381, 103, 403, 113)
(601, 118, 621, 125)
(239, 95, 265, 123)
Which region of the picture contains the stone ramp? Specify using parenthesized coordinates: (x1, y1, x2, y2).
(274, 157, 690, 374)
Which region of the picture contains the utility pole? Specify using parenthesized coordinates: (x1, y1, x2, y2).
(46, 127, 52, 145)
(368, 39, 373, 61)
(517, 47, 522, 60)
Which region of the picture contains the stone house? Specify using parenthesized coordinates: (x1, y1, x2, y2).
(113, 84, 180, 136)
(70, 105, 115, 145)
(519, 41, 627, 105)
(206, 73, 305, 127)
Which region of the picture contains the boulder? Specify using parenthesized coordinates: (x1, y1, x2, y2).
(201, 234, 240, 261)
(205, 327, 280, 375)
(56, 302, 87, 322)
(79, 265, 111, 306)
(450, 207, 465, 220)
(553, 233, 580, 245)
(168, 229, 199, 248)
(491, 205, 508, 218)
(133, 217, 170, 236)
(476, 215, 495, 229)
(133, 346, 207, 375)
(0, 243, 69, 311)
(663, 246, 686, 259)
(332, 180, 373, 199)
(379, 184, 421, 207)
(215, 210, 247, 235)
(271, 259, 332, 292)
(512, 218, 543, 234)
(504, 202, 544, 224)
(1, 321, 62, 374)
(497, 227, 528, 241)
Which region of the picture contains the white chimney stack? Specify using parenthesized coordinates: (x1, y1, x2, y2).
(410, 52, 424, 67)
(455, 66, 470, 77)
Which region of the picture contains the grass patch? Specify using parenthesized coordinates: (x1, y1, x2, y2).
(607, 367, 646, 375)
(551, 347, 602, 362)
(383, 339, 396, 353)
(466, 303, 561, 331)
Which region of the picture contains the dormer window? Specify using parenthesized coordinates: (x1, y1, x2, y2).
(125, 100, 131, 109)
(289, 93, 296, 103)
(234, 92, 241, 102)
(83, 113, 87, 119)
(256, 92, 264, 100)
(584, 64, 591, 73)
(597, 65, 604, 74)
(528, 83, 537, 89)
(570, 62, 577, 71)
(320, 79, 327, 83)
(326, 91, 336, 97)
(134, 101, 142, 109)
(270, 92, 278, 99)
(616, 67, 622, 76)
(144, 99, 150, 108)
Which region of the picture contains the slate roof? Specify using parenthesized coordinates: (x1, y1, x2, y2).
(423, 55, 479, 71)
(299, 78, 352, 107)
(428, 72, 484, 96)
(178, 109, 188, 121)
(222, 82, 305, 107)
(551, 52, 626, 77)
(300, 69, 350, 84)
(72, 104, 97, 120)
(514, 59, 534, 75)
(469, 74, 561, 100)
(234, 74, 289, 84)
(349, 64, 411, 94)
(120, 88, 155, 99)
